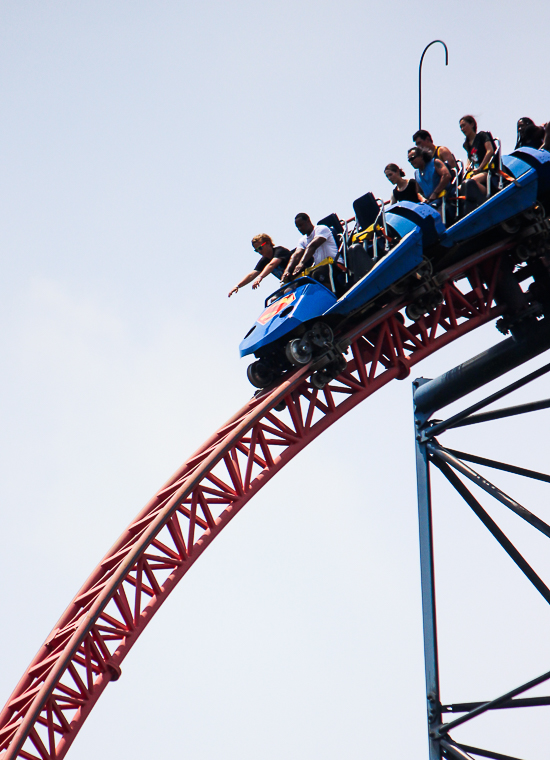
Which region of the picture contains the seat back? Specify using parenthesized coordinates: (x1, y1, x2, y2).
(486, 136, 503, 197)
(352, 192, 380, 231)
(317, 213, 344, 253)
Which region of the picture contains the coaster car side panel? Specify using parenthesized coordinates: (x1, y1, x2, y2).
(512, 147, 550, 193)
(441, 169, 537, 248)
(385, 201, 446, 246)
(326, 227, 424, 317)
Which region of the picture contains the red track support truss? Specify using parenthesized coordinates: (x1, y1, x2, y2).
(0, 242, 510, 759)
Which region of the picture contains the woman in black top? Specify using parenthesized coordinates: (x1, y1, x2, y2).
(384, 163, 420, 204)
(459, 114, 495, 193)
(515, 117, 545, 149)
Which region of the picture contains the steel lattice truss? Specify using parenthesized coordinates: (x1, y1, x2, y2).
(414, 361, 550, 760)
(0, 241, 510, 760)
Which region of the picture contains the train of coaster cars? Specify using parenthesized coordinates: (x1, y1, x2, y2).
(239, 147, 550, 390)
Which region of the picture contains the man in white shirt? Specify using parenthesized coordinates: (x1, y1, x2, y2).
(281, 213, 338, 281)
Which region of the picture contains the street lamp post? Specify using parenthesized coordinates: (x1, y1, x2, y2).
(418, 40, 448, 131)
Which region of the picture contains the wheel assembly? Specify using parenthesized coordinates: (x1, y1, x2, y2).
(416, 258, 433, 279)
(515, 244, 533, 262)
(390, 279, 408, 295)
(247, 360, 274, 388)
(406, 302, 425, 322)
(285, 337, 313, 366)
(310, 369, 330, 390)
(501, 217, 521, 234)
(309, 322, 333, 348)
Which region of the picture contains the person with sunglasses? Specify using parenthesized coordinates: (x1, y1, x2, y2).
(407, 147, 451, 207)
(228, 234, 292, 297)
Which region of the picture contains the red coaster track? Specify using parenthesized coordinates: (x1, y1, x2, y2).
(0, 241, 510, 760)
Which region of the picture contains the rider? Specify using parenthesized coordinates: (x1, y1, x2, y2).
(407, 147, 451, 207)
(228, 234, 292, 297)
(384, 163, 421, 204)
(412, 129, 458, 173)
(282, 213, 338, 281)
(459, 114, 496, 194)
(515, 117, 545, 149)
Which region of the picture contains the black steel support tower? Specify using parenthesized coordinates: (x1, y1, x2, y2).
(413, 332, 550, 760)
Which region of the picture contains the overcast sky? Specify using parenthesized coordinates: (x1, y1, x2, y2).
(1, 1, 550, 758)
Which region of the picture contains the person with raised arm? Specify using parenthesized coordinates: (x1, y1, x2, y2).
(228, 234, 292, 297)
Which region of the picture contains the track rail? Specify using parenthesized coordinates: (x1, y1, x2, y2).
(0, 241, 510, 760)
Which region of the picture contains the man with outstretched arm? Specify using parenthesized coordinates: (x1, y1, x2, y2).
(228, 234, 292, 297)
(281, 213, 338, 281)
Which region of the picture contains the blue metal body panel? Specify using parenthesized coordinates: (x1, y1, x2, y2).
(239, 279, 337, 358)
(512, 147, 550, 193)
(386, 201, 446, 246)
(501, 154, 534, 179)
(440, 167, 538, 248)
(385, 211, 420, 239)
(326, 226, 424, 317)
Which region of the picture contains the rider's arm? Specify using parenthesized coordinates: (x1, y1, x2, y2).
(251, 257, 284, 289)
(437, 146, 457, 170)
(228, 270, 258, 297)
(292, 236, 327, 274)
(477, 140, 495, 172)
(428, 160, 451, 200)
(281, 248, 303, 281)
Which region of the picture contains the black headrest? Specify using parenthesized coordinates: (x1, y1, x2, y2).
(317, 213, 344, 235)
(352, 192, 380, 231)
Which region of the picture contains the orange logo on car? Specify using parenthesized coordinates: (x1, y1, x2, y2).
(258, 293, 296, 325)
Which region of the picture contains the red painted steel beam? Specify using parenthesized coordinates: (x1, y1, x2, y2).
(0, 241, 511, 760)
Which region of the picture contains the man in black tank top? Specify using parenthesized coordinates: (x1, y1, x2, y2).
(413, 129, 458, 173)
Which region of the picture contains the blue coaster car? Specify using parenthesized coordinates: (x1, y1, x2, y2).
(240, 278, 337, 360)
(241, 208, 434, 388)
(241, 150, 550, 389)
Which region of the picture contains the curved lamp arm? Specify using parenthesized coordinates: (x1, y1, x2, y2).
(419, 40, 448, 130)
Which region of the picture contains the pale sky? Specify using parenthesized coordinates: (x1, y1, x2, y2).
(1, 1, 550, 758)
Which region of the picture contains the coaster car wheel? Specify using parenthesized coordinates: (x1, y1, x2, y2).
(310, 322, 333, 348)
(310, 369, 331, 390)
(285, 337, 313, 366)
(522, 203, 545, 223)
(390, 278, 409, 295)
(406, 302, 425, 322)
(247, 360, 274, 388)
(515, 244, 534, 262)
(416, 258, 433, 279)
(501, 216, 521, 234)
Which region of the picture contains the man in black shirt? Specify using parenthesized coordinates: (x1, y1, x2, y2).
(412, 129, 458, 172)
(228, 234, 292, 297)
